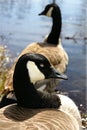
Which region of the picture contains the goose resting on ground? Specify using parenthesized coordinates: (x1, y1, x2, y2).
(0, 53, 81, 130)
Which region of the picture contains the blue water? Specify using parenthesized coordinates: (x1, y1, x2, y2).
(0, 0, 86, 112)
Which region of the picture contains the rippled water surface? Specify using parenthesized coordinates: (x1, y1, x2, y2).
(0, 0, 87, 112)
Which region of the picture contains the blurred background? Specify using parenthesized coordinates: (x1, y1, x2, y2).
(0, 0, 87, 126)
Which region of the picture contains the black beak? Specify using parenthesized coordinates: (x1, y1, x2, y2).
(48, 67, 68, 80)
(38, 11, 45, 16)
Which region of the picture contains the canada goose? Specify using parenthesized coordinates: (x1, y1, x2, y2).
(13, 53, 67, 108)
(3, 3, 68, 94)
(1, 53, 67, 108)
(0, 53, 80, 130)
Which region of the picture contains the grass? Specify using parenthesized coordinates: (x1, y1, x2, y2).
(0, 45, 14, 93)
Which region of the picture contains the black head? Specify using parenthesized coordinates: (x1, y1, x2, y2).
(13, 53, 67, 87)
(39, 3, 61, 18)
(13, 53, 68, 108)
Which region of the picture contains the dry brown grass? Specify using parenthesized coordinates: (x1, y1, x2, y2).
(0, 45, 14, 93)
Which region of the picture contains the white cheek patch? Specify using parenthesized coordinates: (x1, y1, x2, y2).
(46, 7, 53, 17)
(27, 61, 45, 84)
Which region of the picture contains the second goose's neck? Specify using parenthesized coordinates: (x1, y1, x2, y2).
(47, 14, 62, 45)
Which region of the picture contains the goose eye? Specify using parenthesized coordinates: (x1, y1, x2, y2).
(40, 64, 44, 67)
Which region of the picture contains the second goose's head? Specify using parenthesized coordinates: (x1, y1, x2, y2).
(39, 3, 61, 19)
(13, 53, 67, 108)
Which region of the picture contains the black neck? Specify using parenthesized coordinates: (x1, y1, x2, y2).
(47, 12, 62, 45)
(13, 63, 43, 108)
(13, 59, 60, 108)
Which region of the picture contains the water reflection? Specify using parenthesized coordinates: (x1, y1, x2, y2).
(0, 0, 36, 19)
(0, 0, 86, 112)
(0, 0, 86, 48)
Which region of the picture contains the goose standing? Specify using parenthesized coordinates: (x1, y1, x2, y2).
(3, 3, 68, 94)
(0, 53, 80, 130)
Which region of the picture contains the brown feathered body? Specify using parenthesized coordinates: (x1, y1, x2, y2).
(0, 104, 80, 130)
